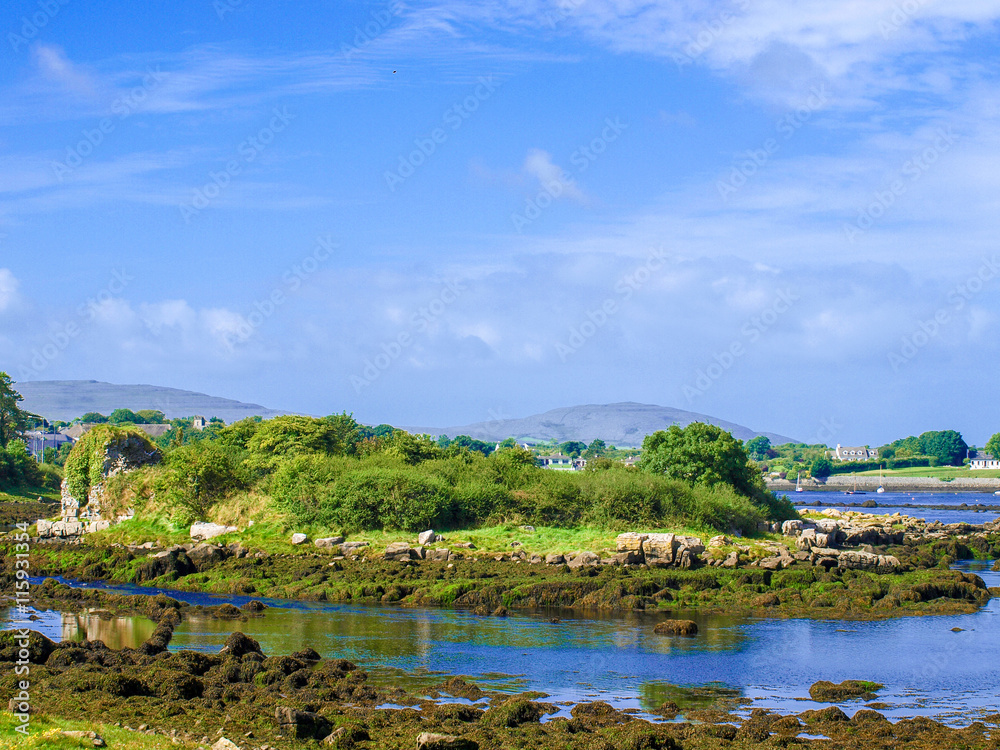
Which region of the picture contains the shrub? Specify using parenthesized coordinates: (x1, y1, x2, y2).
(330, 466, 455, 531)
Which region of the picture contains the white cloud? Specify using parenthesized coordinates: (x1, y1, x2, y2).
(0, 269, 21, 313)
(31, 44, 96, 97)
(522, 148, 589, 204)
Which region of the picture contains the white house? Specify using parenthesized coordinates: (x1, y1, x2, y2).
(969, 451, 1000, 470)
(832, 444, 878, 462)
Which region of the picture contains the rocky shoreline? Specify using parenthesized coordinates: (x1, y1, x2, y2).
(2, 583, 998, 750)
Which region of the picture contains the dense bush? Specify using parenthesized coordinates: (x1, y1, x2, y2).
(0, 440, 47, 489)
(96, 414, 794, 534)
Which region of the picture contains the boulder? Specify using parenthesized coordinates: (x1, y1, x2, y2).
(86, 520, 111, 533)
(339, 541, 369, 554)
(567, 551, 600, 568)
(653, 619, 698, 636)
(838, 550, 880, 571)
(721, 551, 739, 568)
(781, 520, 805, 536)
(544, 553, 565, 565)
(186, 544, 230, 567)
(35, 519, 53, 538)
(425, 548, 450, 562)
(275, 706, 332, 740)
(418, 529, 437, 546)
(212, 739, 241, 750)
(615, 532, 647, 553)
(314, 536, 345, 549)
(708, 535, 729, 548)
(291, 533, 309, 545)
(190, 522, 237, 541)
(815, 519, 840, 534)
(385, 542, 416, 561)
(322, 726, 370, 746)
(644, 533, 677, 567)
(612, 550, 643, 566)
(416, 732, 479, 750)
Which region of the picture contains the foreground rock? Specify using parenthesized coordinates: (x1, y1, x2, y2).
(190, 521, 237, 541)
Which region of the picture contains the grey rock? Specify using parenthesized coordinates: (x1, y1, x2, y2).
(190, 522, 237, 541)
(567, 551, 600, 568)
(418, 529, 437, 546)
(291, 533, 309, 545)
(314, 536, 345, 548)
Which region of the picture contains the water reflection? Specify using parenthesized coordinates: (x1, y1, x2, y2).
(1, 607, 154, 650)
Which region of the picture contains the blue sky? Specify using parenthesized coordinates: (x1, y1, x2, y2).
(2, 0, 999, 446)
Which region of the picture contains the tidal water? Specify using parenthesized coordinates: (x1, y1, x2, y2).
(789, 490, 1000, 524)
(5, 496, 999, 724)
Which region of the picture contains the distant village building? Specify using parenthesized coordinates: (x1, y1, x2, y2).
(537, 454, 572, 469)
(969, 451, 1000, 470)
(24, 430, 74, 455)
(832, 444, 878, 462)
(192, 416, 207, 430)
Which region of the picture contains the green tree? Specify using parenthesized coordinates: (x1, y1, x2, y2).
(560, 441, 587, 458)
(108, 408, 141, 424)
(135, 410, 166, 424)
(639, 423, 765, 500)
(583, 438, 607, 459)
(810, 456, 833, 478)
(745, 435, 772, 461)
(0, 373, 36, 449)
(78, 412, 109, 424)
(918, 430, 967, 466)
(984, 433, 1000, 461)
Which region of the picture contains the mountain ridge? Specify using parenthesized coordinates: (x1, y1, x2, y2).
(15, 380, 290, 423)
(404, 401, 798, 447)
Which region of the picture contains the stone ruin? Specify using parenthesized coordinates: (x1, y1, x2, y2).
(37, 431, 161, 540)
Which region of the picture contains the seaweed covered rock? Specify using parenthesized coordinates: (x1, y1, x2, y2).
(483, 699, 545, 728)
(220, 631, 264, 659)
(653, 619, 698, 636)
(275, 706, 332, 740)
(416, 733, 479, 750)
(0, 629, 55, 664)
(808, 679, 883, 702)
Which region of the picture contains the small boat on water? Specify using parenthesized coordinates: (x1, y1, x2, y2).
(876, 466, 885, 494)
(795, 472, 803, 492)
(844, 473, 867, 495)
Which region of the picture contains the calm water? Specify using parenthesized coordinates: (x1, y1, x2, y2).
(5, 496, 999, 724)
(789, 490, 1000, 524)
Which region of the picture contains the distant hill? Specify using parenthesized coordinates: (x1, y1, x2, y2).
(405, 402, 797, 447)
(16, 380, 290, 424)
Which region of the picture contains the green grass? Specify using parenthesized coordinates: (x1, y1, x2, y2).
(853, 466, 1000, 479)
(0, 712, 200, 749)
(86, 515, 782, 559)
(0, 484, 61, 503)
